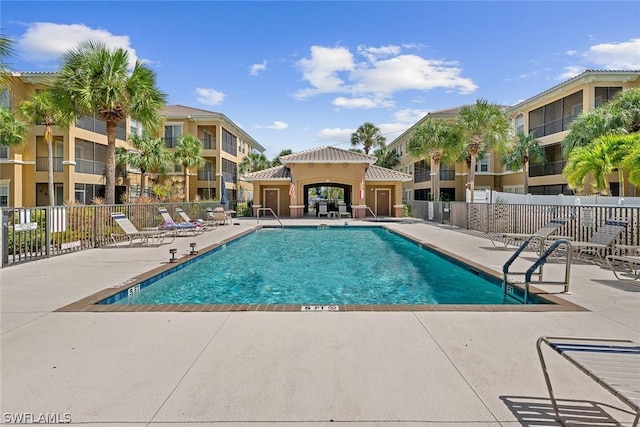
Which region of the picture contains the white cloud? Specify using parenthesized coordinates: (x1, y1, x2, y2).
(393, 108, 430, 123)
(556, 66, 585, 80)
(267, 121, 288, 130)
(584, 38, 640, 69)
(294, 45, 355, 99)
(566, 50, 577, 56)
(294, 44, 477, 103)
(16, 22, 140, 67)
(250, 60, 267, 76)
(317, 127, 354, 143)
(196, 87, 225, 105)
(332, 96, 394, 109)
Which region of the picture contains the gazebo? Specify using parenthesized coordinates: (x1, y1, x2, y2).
(242, 146, 412, 218)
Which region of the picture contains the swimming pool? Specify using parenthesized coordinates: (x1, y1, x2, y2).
(100, 226, 542, 306)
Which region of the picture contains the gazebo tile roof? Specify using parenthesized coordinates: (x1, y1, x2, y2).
(280, 146, 376, 164)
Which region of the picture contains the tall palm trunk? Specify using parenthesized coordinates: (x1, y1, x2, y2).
(43, 120, 55, 206)
(432, 157, 441, 202)
(140, 170, 146, 198)
(523, 160, 529, 195)
(105, 121, 117, 204)
(468, 150, 478, 203)
(183, 167, 189, 202)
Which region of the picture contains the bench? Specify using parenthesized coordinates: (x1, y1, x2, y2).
(536, 336, 640, 426)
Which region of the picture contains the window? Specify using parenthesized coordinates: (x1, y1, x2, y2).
(221, 128, 237, 156)
(76, 114, 126, 140)
(0, 146, 8, 160)
(404, 190, 412, 202)
(515, 113, 525, 134)
(203, 130, 214, 149)
(475, 154, 490, 173)
(130, 119, 142, 137)
(414, 188, 431, 201)
(595, 87, 622, 108)
(197, 160, 213, 181)
(163, 124, 182, 148)
(0, 89, 9, 108)
(529, 90, 583, 137)
(75, 139, 107, 175)
(0, 181, 8, 207)
(222, 158, 237, 183)
(413, 160, 430, 183)
(36, 136, 64, 172)
(74, 183, 105, 204)
(440, 163, 455, 180)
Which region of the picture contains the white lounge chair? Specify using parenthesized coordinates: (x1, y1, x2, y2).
(606, 249, 640, 281)
(110, 212, 175, 247)
(338, 204, 351, 218)
(211, 207, 232, 225)
(537, 336, 640, 426)
(175, 207, 216, 231)
(318, 203, 329, 218)
(490, 217, 570, 248)
(569, 217, 629, 261)
(158, 207, 205, 235)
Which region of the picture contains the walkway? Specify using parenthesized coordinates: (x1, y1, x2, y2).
(1, 218, 639, 426)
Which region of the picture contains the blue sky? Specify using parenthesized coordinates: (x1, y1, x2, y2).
(2, 1, 640, 158)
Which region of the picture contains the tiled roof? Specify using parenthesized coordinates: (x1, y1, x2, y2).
(509, 69, 640, 111)
(242, 166, 290, 181)
(242, 164, 412, 182)
(161, 104, 224, 118)
(280, 146, 377, 164)
(365, 165, 413, 182)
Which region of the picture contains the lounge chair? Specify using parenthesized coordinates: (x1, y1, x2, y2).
(569, 217, 629, 261)
(318, 203, 329, 218)
(211, 207, 232, 225)
(175, 207, 217, 230)
(338, 204, 351, 218)
(110, 212, 176, 247)
(490, 217, 570, 248)
(537, 336, 640, 426)
(158, 207, 205, 235)
(606, 248, 640, 281)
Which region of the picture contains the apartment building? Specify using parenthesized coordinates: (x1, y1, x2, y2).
(0, 74, 264, 207)
(389, 70, 640, 201)
(160, 105, 265, 203)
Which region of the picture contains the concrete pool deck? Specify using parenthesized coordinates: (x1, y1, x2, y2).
(1, 218, 639, 426)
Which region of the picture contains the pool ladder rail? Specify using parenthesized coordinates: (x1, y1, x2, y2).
(256, 207, 284, 230)
(502, 236, 572, 304)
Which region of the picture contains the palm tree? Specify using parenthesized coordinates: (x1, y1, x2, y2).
(351, 122, 386, 155)
(407, 119, 463, 201)
(502, 131, 545, 195)
(51, 40, 166, 204)
(563, 138, 617, 195)
(239, 152, 270, 176)
(271, 149, 293, 166)
(0, 106, 27, 147)
(0, 35, 15, 89)
(174, 135, 205, 201)
(622, 134, 640, 188)
(20, 89, 71, 206)
(373, 144, 400, 169)
(116, 133, 172, 198)
(457, 99, 511, 202)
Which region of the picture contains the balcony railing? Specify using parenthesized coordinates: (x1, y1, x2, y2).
(76, 116, 126, 140)
(201, 138, 215, 149)
(36, 157, 63, 172)
(76, 159, 106, 175)
(440, 170, 455, 181)
(529, 114, 579, 138)
(197, 170, 214, 181)
(529, 160, 567, 177)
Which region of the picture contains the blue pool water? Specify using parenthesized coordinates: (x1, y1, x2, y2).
(106, 227, 534, 305)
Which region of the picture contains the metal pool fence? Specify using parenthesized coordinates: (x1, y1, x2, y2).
(0, 201, 249, 267)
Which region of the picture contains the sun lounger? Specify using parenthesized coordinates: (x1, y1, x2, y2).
(490, 217, 569, 248)
(606, 254, 640, 282)
(158, 207, 205, 235)
(569, 217, 629, 261)
(175, 207, 217, 230)
(537, 336, 640, 427)
(110, 212, 176, 247)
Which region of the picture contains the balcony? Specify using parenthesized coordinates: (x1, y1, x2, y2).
(76, 159, 106, 175)
(529, 160, 567, 177)
(529, 114, 579, 138)
(197, 170, 214, 181)
(36, 157, 64, 172)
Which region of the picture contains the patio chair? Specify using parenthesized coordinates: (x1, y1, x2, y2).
(605, 249, 640, 281)
(537, 336, 640, 427)
(110, 212, 176, 247)
(318, 203, 329, 218)
(490, 217, 570, 248)
(338, 204, 351, 218)
(211, 206, 232, 225)
(158, 207, 205, 235)
(175, 207, 217, 231)
(569, 217, 629, 261)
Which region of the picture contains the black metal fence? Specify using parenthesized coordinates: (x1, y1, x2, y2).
(1, 200, 251, 267)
